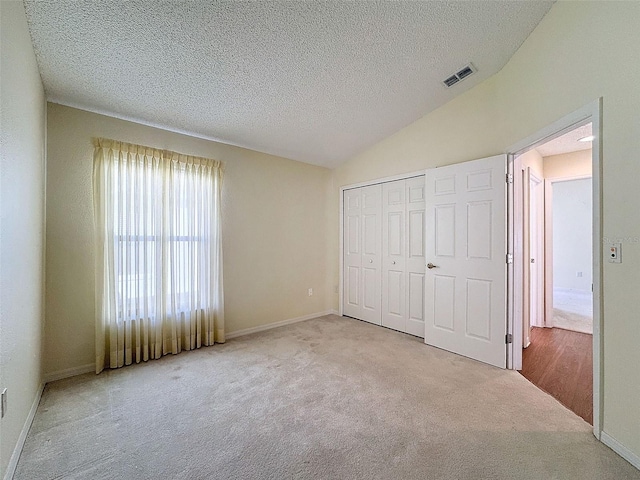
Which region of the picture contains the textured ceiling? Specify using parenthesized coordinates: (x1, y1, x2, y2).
(24, 1, 554, 168)
(536, 123, 593, 157)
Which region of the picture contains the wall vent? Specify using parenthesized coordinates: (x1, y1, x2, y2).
(442, 63, 476, 88)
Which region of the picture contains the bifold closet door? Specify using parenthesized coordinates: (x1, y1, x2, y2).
(382, 177, 426, 337)
(382, 180, 406, 332)
(343, 184, 382, 325)
(405, 176, 426, 337)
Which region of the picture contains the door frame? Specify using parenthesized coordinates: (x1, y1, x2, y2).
(506, 98, 603, 439)
(522, 168, 544, 349)
(528, 171, 544, 331)
(339, 170, 427, 317)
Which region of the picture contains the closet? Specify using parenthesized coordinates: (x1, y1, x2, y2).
(343, 176, 426, 337)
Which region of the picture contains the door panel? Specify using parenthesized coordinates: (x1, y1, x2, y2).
(466, 278, 492, 340)
(433, 275, 455, 331)
(359, 184, 382, 325)
(435, 205, 456, 257)
(363, 267, 378, 309)
(405, 176, 426, 337)
(408, 272, 425, 321)
(425, 155, 507, 368)
(387, 270, 403, 315)
(347, 266, 359, 306)
(343, 189, 362, 319)
(467, 201, 492, 259)
(388, 213, 403, 255)
(409, 211, 425, 257)
(382, 180, 406, 331)
(347, 216, 359, 254)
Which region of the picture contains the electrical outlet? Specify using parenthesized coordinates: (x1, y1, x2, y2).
(308, 288, 313, 297)
(1, 388, 7, 418)
(334, 285, 339, 294)
(577, 271, 583, 277)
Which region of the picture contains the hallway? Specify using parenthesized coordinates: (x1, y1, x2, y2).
(521, 327, 593, 424)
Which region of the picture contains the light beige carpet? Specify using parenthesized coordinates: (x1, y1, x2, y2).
(14, 315, 638, 479)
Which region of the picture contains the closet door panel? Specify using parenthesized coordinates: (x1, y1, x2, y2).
(382, 180, 406, 332)
(359, 184, 382, 325)
(406, 176, 426, 338)
(343, 188, 362, 319)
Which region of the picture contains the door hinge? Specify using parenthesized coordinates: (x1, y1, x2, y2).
(506, 334, 513, 344)
(506, 253, 513, 264)
(506, 173, 513, 184)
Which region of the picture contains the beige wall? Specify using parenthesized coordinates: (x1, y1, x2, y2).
(0, 1, 46, 476)
(45, 104, 333, 377)
(544, 149, 592, 179)
(333, 1, 640, 459)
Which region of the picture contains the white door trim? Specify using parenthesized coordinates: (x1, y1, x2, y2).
(341, 169, 428, 192)
(339, 170, 427, 318)
(529, 172, 544, 331)
(506, 98, 603, 440)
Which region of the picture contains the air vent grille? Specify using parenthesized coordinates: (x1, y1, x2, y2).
(442, 63, 476, 88)
(443, 75, 459, 87)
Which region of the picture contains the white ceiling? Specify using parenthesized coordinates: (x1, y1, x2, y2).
(24, 1, 554, 168)
(535, 123, 593, 157)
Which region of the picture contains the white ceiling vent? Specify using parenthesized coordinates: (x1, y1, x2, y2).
(442, 63, 476, 88)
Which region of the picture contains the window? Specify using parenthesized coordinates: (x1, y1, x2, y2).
(93, 139, 224, 372)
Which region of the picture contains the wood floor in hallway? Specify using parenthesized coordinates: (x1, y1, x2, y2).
(520, 327, 593, 424)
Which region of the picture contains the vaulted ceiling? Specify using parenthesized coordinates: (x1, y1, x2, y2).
(24, 1, 554, 168)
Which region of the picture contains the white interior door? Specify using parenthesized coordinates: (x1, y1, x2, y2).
(529, 173, 544, 330)
(382, 180, 406, 331)
(424, 155, 507, 368)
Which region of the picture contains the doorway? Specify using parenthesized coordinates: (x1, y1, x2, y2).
(507, 100, 602, 436)
(517, 124, 594, 423)
(548, 176, 593, 335)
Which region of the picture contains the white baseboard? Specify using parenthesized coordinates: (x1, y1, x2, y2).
(3, 383, 44, 480)
(226, 310, 337, 340)
(601, 431, 640, 471)
(44, 363, 95, 383)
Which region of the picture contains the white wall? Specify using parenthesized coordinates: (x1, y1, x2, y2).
(44, 104, 333, 378)
(552, 178, 593, 291)
(332, 1, 640, 461)
(0, 1, 46, 477)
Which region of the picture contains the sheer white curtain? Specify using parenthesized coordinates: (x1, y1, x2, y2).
(93, 139, 224, 373)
